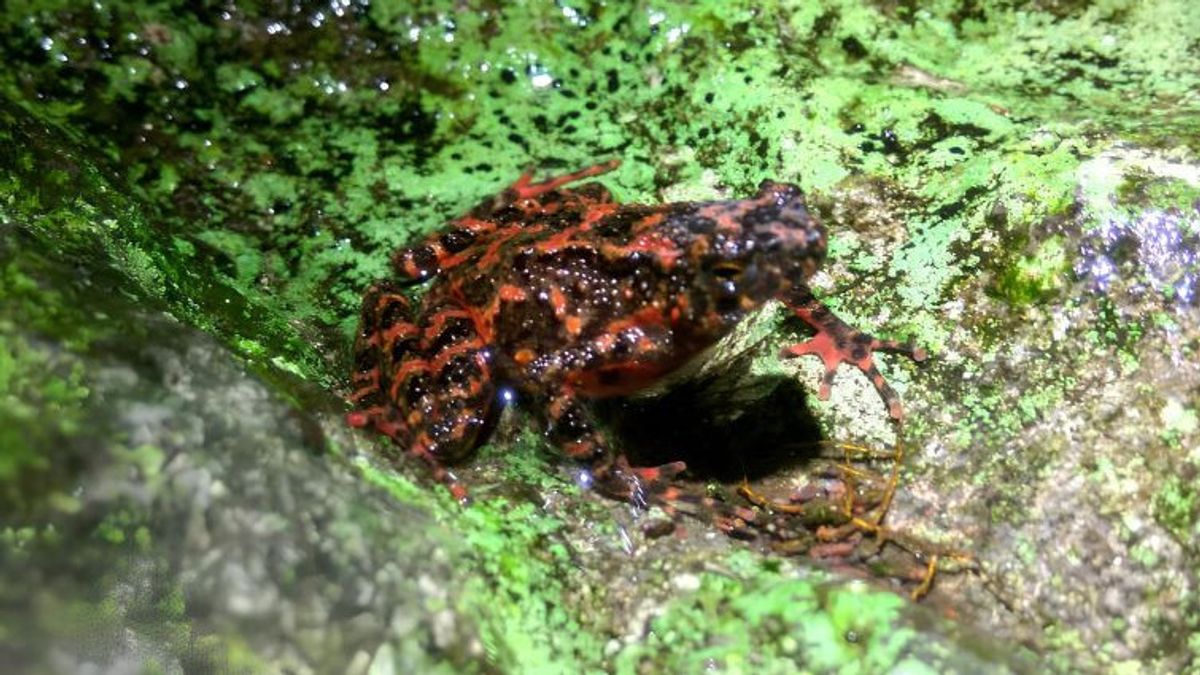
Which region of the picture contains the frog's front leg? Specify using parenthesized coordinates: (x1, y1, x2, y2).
(780, 285, 926, 420)
(538, 383, 675, 503)
(542, 384, 757, 536)
(529, 332, 759, 537)
(526, 329, 687, 503)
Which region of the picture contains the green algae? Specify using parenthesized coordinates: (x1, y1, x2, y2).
(0, 252, 99, 514)
(352, 452, 606, 673)
(612, 569, 915, 674)
(359, 437, 1012, 673)
(0, 0, 1149, 360)
(1, 0, 1199, 671)
(0, 100, 331, 389)
(611, 550, 1022, 674)
(0, 240, 262, 673)
(0, 0, 1190, 385)
(990, 236, 1071, 307)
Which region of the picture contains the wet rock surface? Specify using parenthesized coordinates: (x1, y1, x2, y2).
(0, 225, 482, 672)
(2, 1, 1198, 672)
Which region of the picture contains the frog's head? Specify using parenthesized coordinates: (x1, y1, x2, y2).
(700, 181, 826, 311)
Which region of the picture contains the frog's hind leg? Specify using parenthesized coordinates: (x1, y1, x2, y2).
(506, 159, 621, 202)
(349, 284, 495, 501)
(348, 281, 414, 428)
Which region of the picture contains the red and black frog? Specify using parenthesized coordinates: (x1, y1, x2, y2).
(347, 159, 924, 526)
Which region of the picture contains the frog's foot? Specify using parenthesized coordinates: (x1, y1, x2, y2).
(547, 387, 680, 502)
(782, 286, 926, 420)
(347, 409, 471, 502)
(419, 455, 471, 504)
(544, 381, 761, 537)
(591, 456, 760, 539)
(589, 455, 687, 509)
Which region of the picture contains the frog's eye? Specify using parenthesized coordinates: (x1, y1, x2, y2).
(713, 262, 743, 279)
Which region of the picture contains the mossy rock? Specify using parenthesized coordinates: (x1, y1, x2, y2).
(2, 1, 1199, 672)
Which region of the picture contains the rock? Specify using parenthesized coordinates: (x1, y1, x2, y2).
(3, 1, 1198, 672)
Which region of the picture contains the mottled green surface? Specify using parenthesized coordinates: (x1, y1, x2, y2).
(2, 0, 1199, 672)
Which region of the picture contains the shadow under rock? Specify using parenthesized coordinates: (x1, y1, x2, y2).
(597, 375, 824, 484)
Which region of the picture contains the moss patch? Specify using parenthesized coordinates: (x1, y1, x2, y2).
(3, 0, 1200, 671)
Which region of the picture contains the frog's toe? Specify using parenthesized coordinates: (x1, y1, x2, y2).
(869, 337, 928, 363)
(864, 365, 906, 420)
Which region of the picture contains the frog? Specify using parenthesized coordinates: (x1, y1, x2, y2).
(347, 159, 925, 526)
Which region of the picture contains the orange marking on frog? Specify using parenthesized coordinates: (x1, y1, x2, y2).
(592, 332, 617, 353)
(668, 293, 691, 324)
(374, 416, 404, 440)
(374, 293, 404, 311)
(512, 159, 620, 201)
(570, 361, 673, 397)
(630, 211, 665, 233)
(388, 359, 429, 398)
(423, 309, 473, 341)
(402, 256, 422, 278)
(382, 322, 419, 345)
(602, 232, 683, 270)
(413, 432, 434, 452)
(696, 203, 746, 233)
(461, 369, 488, 398)
(348, 378, 380, 402)
(452, 216, 493, 233)
(548, 393, 571, 419)
(430, 338, 485, 374)
(602, 305, 669, 335)
(427, 241, 447, 264)
(548, 286, 569, 318)
(498, 284, 527, 302)
(533, 225, 584, 254)
(564, 315, 584, 336)
(563, 439, 595, 459)
(471, 225, 532, 269)
(582, 202, 619, 225)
